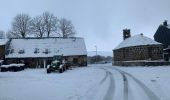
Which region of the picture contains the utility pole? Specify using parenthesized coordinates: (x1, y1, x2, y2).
(95, 45, 97, 63)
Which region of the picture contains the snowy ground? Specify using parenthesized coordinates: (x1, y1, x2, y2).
(0, 63, 170, 100)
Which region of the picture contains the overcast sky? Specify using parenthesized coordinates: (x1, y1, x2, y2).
(0, 0, 170, 51)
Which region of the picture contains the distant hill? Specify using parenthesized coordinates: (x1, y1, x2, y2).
(87, 51, 112, 57)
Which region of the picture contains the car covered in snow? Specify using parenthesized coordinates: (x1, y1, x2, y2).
(0, 63, 25, 72)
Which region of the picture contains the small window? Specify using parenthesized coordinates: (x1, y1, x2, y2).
(34, 48, 40, 54)
(10, 49, 14, 54)
(18, 49, 25, 54)
(43, 49, 50, 54)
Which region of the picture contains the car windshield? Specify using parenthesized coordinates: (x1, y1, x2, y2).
(51, 61, 60, 66)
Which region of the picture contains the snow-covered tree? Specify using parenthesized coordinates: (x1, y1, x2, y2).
(42, 12, 58, 37)
(58, 18, 76, 37)
(9, 13, 31, 38)
(30, 16, 46, 38)
(0, 30, 6, 39)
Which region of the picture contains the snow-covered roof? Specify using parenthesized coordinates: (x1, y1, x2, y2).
(6, 37, 87, 58)
(114, 34, 161, 50)
(0, 39, 8, 45)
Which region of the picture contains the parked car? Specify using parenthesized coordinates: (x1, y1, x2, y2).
(0, 64, 25, 72)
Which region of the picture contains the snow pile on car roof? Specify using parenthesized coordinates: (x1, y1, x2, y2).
(114, 34, 161, 50)
(5, 37, 87, 58)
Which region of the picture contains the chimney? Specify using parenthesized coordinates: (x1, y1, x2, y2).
(123, 29, 131, 40)
(163, 20, 168, 26)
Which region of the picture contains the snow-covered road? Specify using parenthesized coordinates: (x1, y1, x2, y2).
(0, 64, 170, 100)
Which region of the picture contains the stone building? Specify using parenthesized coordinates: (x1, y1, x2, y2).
(0, 37, 87, 68)
(113, 29, 163, 64)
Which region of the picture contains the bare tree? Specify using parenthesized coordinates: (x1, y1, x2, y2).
(42, 12, 58, 37)
(58, 18, 76, 37)
(30, 16, 46, 38)
(10, 13, 31, 38)
(6, 30, 20, 38)
(0, 30, 5, 38)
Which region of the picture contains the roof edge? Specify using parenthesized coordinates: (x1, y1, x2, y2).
(113, 44, 162, 50)
(9, 37, 84, 39)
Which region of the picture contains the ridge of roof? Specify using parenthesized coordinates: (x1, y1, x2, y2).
(114, 34, 161, 50)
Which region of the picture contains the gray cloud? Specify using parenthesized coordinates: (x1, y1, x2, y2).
(0, 0, 170, 51)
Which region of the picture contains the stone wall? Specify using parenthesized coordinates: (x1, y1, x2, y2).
(113, 44, 163, 61)
(114, 61, 170, 66)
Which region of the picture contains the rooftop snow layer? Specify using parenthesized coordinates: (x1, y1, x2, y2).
(0, 39, 8, 45)
(114, 34, 161, 50)
(6, 37, 87, 58)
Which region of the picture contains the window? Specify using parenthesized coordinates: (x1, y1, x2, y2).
(34, 48, 40, 54)
(18, 49, 25, 54)
(10, 49, 14, 54)
(43, 49, 50, 54)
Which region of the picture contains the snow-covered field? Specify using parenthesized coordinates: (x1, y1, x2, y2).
(0, 63, 170, 100)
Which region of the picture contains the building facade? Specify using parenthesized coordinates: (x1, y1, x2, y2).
(114, 45, 163, 61)
(0, 37, 87, 68)
(113, 29, 163, 64)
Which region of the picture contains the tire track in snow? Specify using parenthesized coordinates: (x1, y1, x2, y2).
(99, 68, 110, 85)
(102, 67, 129, 100)
(122, 74, 128, 100)
(79, 68, 111, 100)
(109, 67, 129, 100)
(110, 67, 161, 100)
(102, 70, 115, 100)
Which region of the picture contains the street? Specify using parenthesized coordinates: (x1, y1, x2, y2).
(0, 64, 169, 100)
